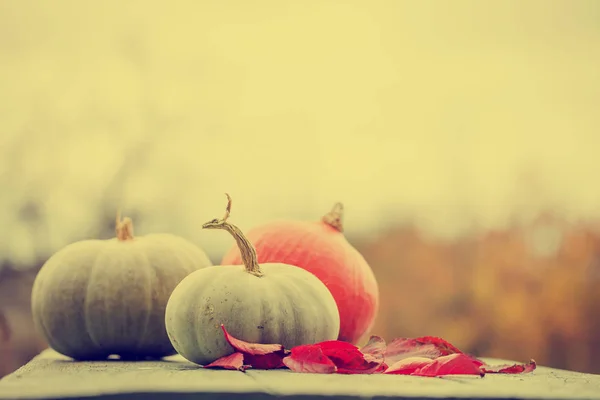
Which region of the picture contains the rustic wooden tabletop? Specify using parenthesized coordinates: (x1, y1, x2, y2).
(0, 349, 599, 400)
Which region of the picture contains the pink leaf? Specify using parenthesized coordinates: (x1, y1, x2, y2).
(360, 335, 386, 361)
(385, 336, 463, 364)
(204, 352, 246, 371)
(385, 354, 488, 377)
(221, 325, 284, 355)
(283, 345, 338, 374)
(384, 357, 434, 374)
(412, 353, 485, 377)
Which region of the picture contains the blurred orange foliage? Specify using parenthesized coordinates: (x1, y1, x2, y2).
(357, 212, 600, 374)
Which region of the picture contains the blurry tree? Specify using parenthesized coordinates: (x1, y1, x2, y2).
(0, 308, 9, 343)
(356, 212, 600, 374)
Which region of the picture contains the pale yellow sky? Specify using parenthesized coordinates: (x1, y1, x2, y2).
(1, 1, 599, 266)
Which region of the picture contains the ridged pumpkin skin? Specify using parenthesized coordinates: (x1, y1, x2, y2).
(221, 207, 379, 345)
(165, 262, 340, 365)
(31, 232, 212, 360)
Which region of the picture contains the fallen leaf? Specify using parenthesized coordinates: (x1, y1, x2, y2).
(204, 352, 246, 371)
(481, 359, 537, 374)
(221, 325, 283, 355)
(385, 354, 535, 377)
(283, 340, 384, 374)
(361, 335, 386, 361)
(360, 336, 387, 374)
(216, 325, 536, 377)
(283, 345, 337, 374)
(384, 357, 433, 374)
(413, 354, 485, 377)
(219, 325, 288, 369)
(383, 339, 535, 377)
(385, 336, 462, 364)
(384, 354, 484, 377)
(318, 340, 383, 374)
(245, 352, 287, 369)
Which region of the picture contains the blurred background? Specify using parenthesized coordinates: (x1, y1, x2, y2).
(1, 0, 600, 377)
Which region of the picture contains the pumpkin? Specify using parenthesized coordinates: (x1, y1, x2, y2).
(31, 212, 212, 360)
(165, 194, 340, 365)
(220, 203, 379, 345)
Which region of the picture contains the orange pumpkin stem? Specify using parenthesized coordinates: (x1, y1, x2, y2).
(322, 202, 344, 232)
(115, 210, 135, 241)
(202, 194, 263, 277)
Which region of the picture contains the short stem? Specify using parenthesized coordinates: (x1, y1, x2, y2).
(322, 202, 344, 232)
(115, 210, 135, 241)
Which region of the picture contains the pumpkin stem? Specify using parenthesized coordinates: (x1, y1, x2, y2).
(322, 202, 344, 232)
(202, 194, 263, 277)
(115, 209, 135, 241)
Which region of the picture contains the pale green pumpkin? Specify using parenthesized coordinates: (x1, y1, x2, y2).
(31, 213, 212, 360)
(165, 194, 340, 365)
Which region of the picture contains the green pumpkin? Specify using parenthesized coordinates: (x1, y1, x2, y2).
(31, 213, 212, 360)
(165, 194, 340, 365)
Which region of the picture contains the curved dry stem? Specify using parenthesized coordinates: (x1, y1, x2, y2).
(202, 193, 262, 277)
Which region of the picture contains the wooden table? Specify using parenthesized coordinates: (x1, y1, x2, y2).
(1, 349, 599, 400)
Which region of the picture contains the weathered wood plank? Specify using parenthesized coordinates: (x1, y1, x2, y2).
(0, 349, 599, 400)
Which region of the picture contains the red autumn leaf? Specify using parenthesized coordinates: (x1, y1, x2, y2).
(245, 352, 287, 369)
(284, 340, 385, 374)
(316, 340, 384, 374)
(383, 335, 535, 377)
(385, 336, 463, 364)
(384, 357, 434, 374)
(481, 359, 537, 374)
(384, 354, 483, 377)
(412, 353, 485, 377)
(384, 353, 536, 377)
(219, 325, 288, 369)
(405, 343, 537, 376)
(217, 325, 535, 377)
(283, 344, 338, 374)
(204, 352, 246, 371)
